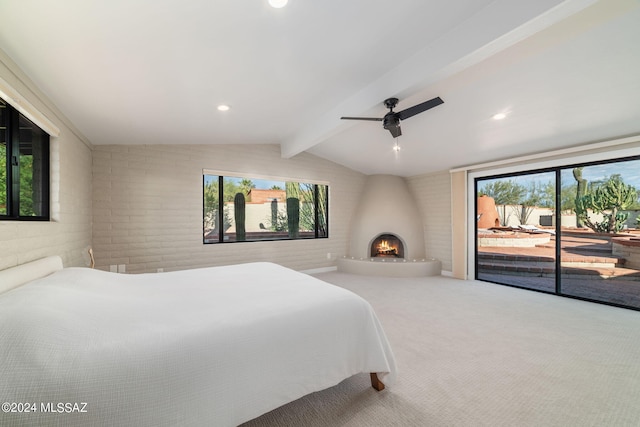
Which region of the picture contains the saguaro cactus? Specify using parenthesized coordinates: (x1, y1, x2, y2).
(234, 193, 246, 241)
(287, 197, 300, 239)
(573, 167, 587, 228)
(271, 199, 278, 230)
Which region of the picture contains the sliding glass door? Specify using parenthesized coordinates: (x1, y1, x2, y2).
(476, 171, 557, 292)
(558, 159, 640, 308)
(476, 155, 640, 311)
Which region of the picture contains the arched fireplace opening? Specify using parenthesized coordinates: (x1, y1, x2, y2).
(370, 234, 405, 258)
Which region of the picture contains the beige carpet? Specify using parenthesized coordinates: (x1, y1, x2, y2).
(242, 272, 640, 426)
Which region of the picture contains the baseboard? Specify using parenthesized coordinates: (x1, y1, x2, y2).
(301, 266, 338, 275)
(302, 266, 452, 276)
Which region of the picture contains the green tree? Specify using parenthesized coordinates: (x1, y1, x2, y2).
(0, 149, 38, 217)
(538, 180, 556, 209)
(222, 179, 242, 202)
(203, 178, 219, 231)
(203, 178, 232, 236)
(559, 183, 577, 213)
(239, 179, 254, 197)
(510, 180, 549, 225)
(19, 155, 34, 216)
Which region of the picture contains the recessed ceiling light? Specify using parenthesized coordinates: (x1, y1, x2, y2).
(269, 0, 288, 8)
(492, 112, 507, 120)
(217, 104, 230, 112)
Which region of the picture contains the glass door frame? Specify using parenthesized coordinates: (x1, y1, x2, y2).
(467, 148, 640, 312)
(473, 167, 560, 296)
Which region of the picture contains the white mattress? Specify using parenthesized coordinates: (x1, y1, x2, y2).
(0, 262, 395, 426)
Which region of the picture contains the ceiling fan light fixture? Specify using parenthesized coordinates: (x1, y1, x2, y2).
(268, 0, 288, 8)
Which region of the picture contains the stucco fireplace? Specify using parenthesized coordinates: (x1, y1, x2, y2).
(337, 175, 440, 277)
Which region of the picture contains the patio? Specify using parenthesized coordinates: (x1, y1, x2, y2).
(478, 228, 640, 309)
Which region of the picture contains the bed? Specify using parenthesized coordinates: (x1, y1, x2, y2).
(0, 257, 396, 426)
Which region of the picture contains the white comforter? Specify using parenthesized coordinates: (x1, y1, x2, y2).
(0, 262, 395, 426)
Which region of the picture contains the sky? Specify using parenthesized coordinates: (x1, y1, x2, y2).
(479, 158, 640, 192)
(575, 160, 640, 189)
(204, 175, 285, 189)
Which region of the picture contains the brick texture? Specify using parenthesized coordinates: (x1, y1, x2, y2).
(92, 144, 366, 273)
(0, 53, 93, 270)
(407, 171, 453, 272)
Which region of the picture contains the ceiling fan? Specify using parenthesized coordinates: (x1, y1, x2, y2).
(341, 96, 444, 138)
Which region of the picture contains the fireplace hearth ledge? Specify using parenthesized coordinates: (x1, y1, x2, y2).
(337, 257, 441, 277)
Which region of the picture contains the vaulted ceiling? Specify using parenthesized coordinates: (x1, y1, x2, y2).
(0, 0, 638, 177)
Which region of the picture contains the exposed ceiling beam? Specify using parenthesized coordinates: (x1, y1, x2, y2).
(280, 0, 597, 159)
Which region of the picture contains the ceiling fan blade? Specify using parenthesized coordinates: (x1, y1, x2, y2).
(397, 96, 444, 121)
(340, 116, 383, 121)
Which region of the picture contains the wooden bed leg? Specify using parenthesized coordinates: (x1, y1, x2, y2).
(370, 373, 385, 391)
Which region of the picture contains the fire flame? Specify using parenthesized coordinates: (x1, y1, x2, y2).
(378, 240, 392, 251)
(377, 240, 397, 255)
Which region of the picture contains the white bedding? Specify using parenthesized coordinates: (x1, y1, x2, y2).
(0, 262, 395, 426)
(0, 255, 62, 295)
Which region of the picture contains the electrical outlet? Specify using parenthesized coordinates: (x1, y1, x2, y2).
(117, 264, 126, 273)
(157, 268, 164, 273)
(326, 252, 332, 260)
(109, 265, 117, 273)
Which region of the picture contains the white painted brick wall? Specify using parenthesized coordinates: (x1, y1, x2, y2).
(407, 171, 453, 272)
(0, 51, 454, 275)
(92, 144, 366, 273)
(0, 52, 93, 271)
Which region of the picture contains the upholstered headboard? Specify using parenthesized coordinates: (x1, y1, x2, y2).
(0, 256, 63, 295)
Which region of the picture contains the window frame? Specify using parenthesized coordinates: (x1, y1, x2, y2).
(0, 97, 50, 221)
(202, 172, 329, 244)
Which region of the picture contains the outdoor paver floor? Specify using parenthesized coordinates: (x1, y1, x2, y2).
(478, 230, 640, 309)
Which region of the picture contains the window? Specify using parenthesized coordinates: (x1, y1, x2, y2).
(475, 155, 640, 311)
(0, 97, 50, 220)
(203, 174, 328, 243)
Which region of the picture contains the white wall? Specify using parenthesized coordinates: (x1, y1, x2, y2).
(0, 50, 93, 270)
(0, 48, 458, 275)
(406, 171, 453, 272)
(92, 144, 366, 273)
